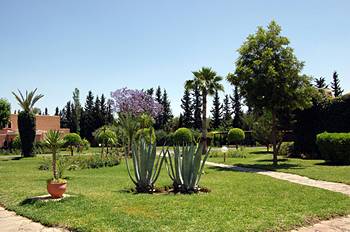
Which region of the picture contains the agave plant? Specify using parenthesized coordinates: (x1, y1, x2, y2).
(166, 143, 210, 194)
(125, 139, 166, 193)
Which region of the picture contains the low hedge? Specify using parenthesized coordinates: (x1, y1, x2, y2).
(316, 132, 350, 164)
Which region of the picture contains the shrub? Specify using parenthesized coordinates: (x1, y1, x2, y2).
(63, 133, 81, 156)
(12, 136, 21, 150)
(228, 128, 245, 148)
(79, 138, 90, 152)
(155, 130, 168, 146)
(135, 128, 156, 144)
(173, 128, 193, 144)
(316, 132, 350, 164)
(279, 142, 294, 157)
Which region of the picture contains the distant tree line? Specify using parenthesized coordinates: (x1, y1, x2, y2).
(59, 88, 114, 146)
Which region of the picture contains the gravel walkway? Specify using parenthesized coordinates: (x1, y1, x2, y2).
(206, 161, 350, 231)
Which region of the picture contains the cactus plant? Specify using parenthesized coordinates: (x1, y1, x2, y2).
(166, 143, 210, 194)
(125, 139, 166, 193)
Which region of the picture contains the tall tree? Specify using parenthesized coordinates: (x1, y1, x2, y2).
(93, 96, 103, 131)
(221, 95, 232, 128)
(12, 89, 44, 157)
(106, 99, 114, 124)
(330, 71, 343, 97)
(80, 91, 95, 143)
(100, 94, 107, 124)
(0, 98, 11, 129)
(314, 77, 328, 89)
(61, 101, 72, 131)
(210, 90, 222, 129)
(192, 83, 202, 130)
(72, 88, 81, 133)
(180, 88, 193, 128)
(161, 89, 173, 129)
(154, 86, 163, 129)
(185, 67, 224, 152)
(54, 107, 59, 116)
(44, 107, 48, 115)
(228, 21, 315, 165)
(231, 86, 243, 128)
(146, 88, 154, 97)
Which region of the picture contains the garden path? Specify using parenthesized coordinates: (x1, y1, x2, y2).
(0, 206, 69, 232)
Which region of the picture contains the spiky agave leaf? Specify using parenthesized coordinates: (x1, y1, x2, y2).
(125, 139, 165, 193)
(167, 143, 211, 193)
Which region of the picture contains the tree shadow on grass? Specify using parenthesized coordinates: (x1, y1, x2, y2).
(314, 161, 350, 167)
(250, 151, 273, 155)
(208, 162, 303, 173)
(256, 158, 289, 162)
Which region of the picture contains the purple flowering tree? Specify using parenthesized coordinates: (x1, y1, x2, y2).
(111, 88, 163, 118)
(111, 88, 163, 153)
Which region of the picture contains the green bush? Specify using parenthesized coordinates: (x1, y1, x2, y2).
(279, 142, 294, 157)
(12, 136, 21, 150)
(155, 130, 168, 146)
(80, 139, 90, 151)
(316, 132, 350, 164)
(228, 128, 245, 148)
(135, 128, 156, 144)
(173, 128, 193, 144)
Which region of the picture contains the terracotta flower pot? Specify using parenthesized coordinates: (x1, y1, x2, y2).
(47, 181, 67, 199)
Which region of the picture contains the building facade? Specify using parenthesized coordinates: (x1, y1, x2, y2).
(0, 114, 69, 148)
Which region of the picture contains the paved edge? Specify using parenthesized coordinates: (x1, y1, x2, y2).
(0, 206, 69, 232)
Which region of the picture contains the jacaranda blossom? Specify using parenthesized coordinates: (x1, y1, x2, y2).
(111, 87, 163, 118)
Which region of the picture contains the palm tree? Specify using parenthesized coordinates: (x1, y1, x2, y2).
(94, 125, 117, 155)
(12, 89, 44, 157)
(45, 130, 63, 180)
(12, 89, 44, 112)
(118, 113, 140, 155)
(185, 67, 224, 152)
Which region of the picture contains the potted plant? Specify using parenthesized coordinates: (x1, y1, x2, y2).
(45, 130, 67, 198)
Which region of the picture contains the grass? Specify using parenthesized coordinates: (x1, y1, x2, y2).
(209, 147, 350, 185)
(0, 156, 350, 231)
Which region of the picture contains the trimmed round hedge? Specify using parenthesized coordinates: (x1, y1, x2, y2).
(316, 132, 350, 164)
(173, 128, 193, 144)
(228, 128, 245, 146)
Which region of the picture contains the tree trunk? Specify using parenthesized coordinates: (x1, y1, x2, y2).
(70, 146, 74, 156)
(201, 92, 208, 154)
(52, 150, 57, 179)
(271, 111, 278, 166)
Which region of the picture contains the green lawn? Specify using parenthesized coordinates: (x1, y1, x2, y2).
(0, 156, 350, 231)
(209, 147, 350, 185)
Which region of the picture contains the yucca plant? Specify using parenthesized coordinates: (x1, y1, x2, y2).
(166, 143, 210, 194)
(44, 130, 63, 181)
(125, 139, 166, 193)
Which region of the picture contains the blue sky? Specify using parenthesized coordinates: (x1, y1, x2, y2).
(0, 0, 349, 116)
